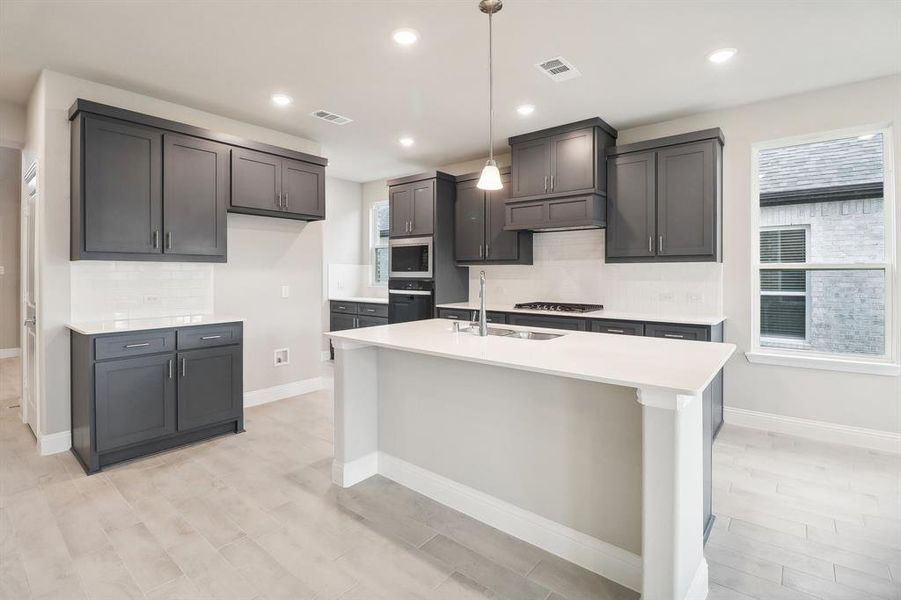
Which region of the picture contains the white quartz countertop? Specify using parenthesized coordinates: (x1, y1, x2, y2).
(329, 296, 388, 305)
(327, 318, 735, 395)
(436, 302, 726, 326)
(66, 314, 245, 335)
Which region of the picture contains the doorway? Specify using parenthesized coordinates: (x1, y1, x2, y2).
(21, 160, 37, 437)
(0, 148, 25, 429)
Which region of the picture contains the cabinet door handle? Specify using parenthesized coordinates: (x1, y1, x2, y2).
(648, 237, 653, 253)
(550, 175, 555, 191)
(165, 232, 172, 250)
(181, 358, 187, 377)
(479, 244, 483, 258)
(485, 242, 490, 257)
(544, 175, 548, 192)
(284, 191, 288, 209)
(168, 359, 173, 379)
(200, 335, 221, 340)
(663, 333, 685, 339)
(659, 235, 664, 252)
(152, 230, 160, 249)
(124, 342, 150, 349)
(276, 192, 281, 208)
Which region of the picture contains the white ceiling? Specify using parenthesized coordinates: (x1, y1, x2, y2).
(1, 1, 899, 182)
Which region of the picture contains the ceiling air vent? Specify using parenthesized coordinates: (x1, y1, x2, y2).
(310, 109, 353, 125)
(535, 56, 581, 82)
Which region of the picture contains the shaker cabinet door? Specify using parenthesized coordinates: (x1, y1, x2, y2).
(83, 116, 162, 255)
(94, 354, 175, 451)
(656, 140, 716, 258)
(177, 346, 242, 431)
(510, 137, 551, 198)
(389, 184, 412, 236)
(606, 151, 657, 259)
(485, 173, 519, 260)
(163, 134, 229, 257)
(231, 147, 282, 212)
(549, 128, 595, 195)
(282, 158, 325, 218)
(410, 179, 435, 236)
(455, 179, 485, 261)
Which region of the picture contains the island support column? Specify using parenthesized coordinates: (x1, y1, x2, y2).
(331, 340, 379, 487)
(636, 387, 708, 600)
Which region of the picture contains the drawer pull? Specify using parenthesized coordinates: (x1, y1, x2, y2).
(337, 305, 347, 310)
(663, 333, 685, 339)
(364, 308, 375, 313)
(124, 342, 150, 349)
(200, 335, 222, 340)
(607, 328, 625, 334)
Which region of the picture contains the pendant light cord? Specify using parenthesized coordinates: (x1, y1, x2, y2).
(488, 10, 494, 162)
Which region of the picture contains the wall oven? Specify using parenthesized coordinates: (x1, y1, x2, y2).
(389, 237, 432, 279)
(388, 279, 434, 324)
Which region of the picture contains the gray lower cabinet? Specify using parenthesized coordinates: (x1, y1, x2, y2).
(606, 129, 723, 263)
(70, 323, 243, 474)
(506, 313, 588, 331)
(328, 301, 388, 358)
(590, 319, 645, 336)
(436, 307, 472, 321)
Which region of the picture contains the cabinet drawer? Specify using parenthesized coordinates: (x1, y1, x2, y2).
(507, 314, 587, 331)
(95, 331, 176, 361)
(590, 320, 644, 336)
(485, 312, 507, 324)
(645, 323, 710, 342)
(330, 301, 358, 314)
(177, 324, 242, 350)
(358, 303, 388, 318)
(438, 308, 473, 321)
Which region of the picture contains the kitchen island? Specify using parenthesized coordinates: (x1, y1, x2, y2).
(327, 318, 735, 600)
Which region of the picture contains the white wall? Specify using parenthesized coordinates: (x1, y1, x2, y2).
(25, 70, 325, 436)
(322, 176, 364, 349)
(617, 74, 901, 435)
(0, 100, 26, 149)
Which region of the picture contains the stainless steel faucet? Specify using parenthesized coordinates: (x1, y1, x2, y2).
(478, 270, 488, 336)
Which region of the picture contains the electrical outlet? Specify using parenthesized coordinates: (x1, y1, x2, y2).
(281, 285, 290, 298)
(143, 294, 160, 304)
(658, 291, 675, 302)
(274, 348, 289, 367)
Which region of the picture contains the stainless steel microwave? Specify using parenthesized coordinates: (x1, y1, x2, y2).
(388, 236, 433, 279)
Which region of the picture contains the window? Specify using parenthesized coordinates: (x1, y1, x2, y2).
(750, 127, 897, 373)
(370, 201, 390, 286)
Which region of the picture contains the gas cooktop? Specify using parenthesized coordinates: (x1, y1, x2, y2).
(513, 302, 604, 313)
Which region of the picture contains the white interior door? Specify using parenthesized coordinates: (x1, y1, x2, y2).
(21, 163, 36, 435)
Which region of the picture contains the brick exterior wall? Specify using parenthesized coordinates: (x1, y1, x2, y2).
(761, 198, 885, 355)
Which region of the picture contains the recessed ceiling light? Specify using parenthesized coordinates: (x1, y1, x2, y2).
(399, 137, 415, 147)
(707, 48, 737, 64)
(392, 28, 419, 46)
(516, 104, 535, 116)
(270, 93, 293, 107)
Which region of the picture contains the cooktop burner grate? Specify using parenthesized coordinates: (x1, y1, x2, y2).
(513, 302, 604, 313)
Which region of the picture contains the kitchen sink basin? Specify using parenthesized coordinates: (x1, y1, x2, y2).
(455, 323, 563, 341)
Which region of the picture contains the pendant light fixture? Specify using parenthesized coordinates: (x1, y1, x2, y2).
(476, 0, 503, 191)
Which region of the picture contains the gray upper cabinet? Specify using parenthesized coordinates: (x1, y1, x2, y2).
(163, 134, 229, 258)
(69, 99, 328, 263)
(606, 151, 656, 259)
(606, 129, 723, 263)
(230, 149, 326, 220)
(387, 174, 443, 238)
(657, 141, 717, 258)
(94, 353, 176, 452)
(80, 116, 163, 256)
(454, 170, 531, 264)
(231, 147, 281, 212)
(511, 137, 551, 197)
(506, 118, 617, 231)
(282, 158, 325, 218)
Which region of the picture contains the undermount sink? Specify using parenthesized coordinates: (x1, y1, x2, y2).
(455, 323, 564, 341)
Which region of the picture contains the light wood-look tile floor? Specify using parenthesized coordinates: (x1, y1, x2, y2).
(0, 356, 898, 599)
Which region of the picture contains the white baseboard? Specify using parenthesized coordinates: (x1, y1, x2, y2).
(685, 559, 709, 600)
(0, 348, 20, 359)
(376, 452, 643, 593)
(333, 451, 379, 487)
(39, 431, 71, 456)
(724, 407, 901, 454)
(243, 377, 324, 408)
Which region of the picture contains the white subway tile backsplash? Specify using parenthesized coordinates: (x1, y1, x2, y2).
(71, 261, 214, 322)
(469, 230, 722, 317)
